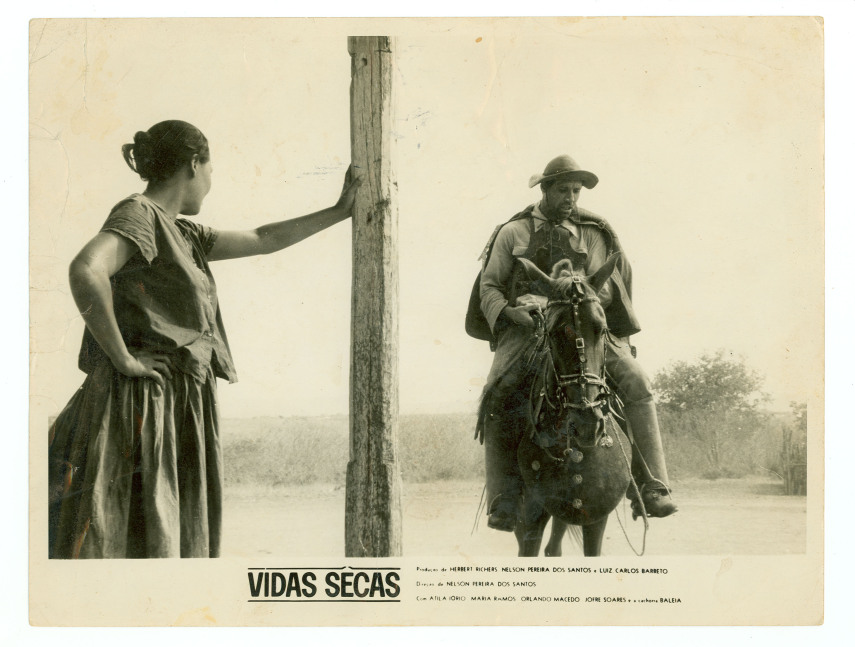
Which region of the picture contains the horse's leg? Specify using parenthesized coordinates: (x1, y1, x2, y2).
(582, 518, 608, 557)
(515, 498, 550, 557)
(544, 518, 567, 557)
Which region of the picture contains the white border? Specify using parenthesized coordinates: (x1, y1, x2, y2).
(8, 1, 853, 644)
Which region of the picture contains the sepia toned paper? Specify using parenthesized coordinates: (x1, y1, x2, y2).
(29, 15, 825, 627)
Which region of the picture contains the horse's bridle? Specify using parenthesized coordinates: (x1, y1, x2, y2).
(529, 274, 614, 459)
(543, 275, 611, 414)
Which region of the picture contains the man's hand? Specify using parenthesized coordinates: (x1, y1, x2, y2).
(503, 294, 548, 328)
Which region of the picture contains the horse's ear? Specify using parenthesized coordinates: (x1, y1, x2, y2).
(517, 257, 556, 288)
(588, 253, 621, 294)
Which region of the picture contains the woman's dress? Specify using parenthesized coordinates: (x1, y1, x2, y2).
(48, 194, 237, 558)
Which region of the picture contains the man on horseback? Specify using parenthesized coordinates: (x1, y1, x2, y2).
(474, 154, 677, 532)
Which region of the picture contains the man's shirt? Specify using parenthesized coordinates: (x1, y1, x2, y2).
(480, 202, 613, 333)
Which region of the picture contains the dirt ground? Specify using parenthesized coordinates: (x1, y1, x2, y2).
(221, 476, 806, 559)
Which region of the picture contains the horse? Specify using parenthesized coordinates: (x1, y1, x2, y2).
(481, 254, 635, 557)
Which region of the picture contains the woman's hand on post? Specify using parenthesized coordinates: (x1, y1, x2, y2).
(113, 350, 174, 388)
(335, 165, 363, 215)
(209, 166, 363, 261)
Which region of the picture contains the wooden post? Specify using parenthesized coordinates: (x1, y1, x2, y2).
(345, 36, 402, 557)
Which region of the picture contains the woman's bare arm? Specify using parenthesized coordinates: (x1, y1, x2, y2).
(69, 232, 173, 386)
(207, 171, 362, 261)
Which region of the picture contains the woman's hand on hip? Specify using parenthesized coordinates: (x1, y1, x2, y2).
(114, 350, 174, 388)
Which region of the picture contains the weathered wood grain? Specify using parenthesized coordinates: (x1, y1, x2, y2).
(345, 35, 403, 557)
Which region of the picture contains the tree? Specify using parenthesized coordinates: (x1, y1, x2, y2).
(653, 350, 771, 478)
(653, 349, 770, 414)
(788, 401, 807, 435)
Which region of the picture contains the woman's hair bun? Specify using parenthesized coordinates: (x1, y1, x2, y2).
(133, 130, 152, 148)
(121, 120, 209, 184)
(121, 142, 140, 177)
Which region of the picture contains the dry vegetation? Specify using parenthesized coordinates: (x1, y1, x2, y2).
(222, 413, 484, 487)
(222, 410, 794, 488)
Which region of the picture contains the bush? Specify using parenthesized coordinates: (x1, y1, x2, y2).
(658, 407, 780, 479)
(654, 349, 769, 414)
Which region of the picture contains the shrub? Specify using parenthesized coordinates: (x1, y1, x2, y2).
(658, 407, 779, 479)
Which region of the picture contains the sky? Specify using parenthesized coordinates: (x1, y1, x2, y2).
(29, 16, 824, 421)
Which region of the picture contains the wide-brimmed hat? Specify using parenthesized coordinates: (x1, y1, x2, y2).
(528, 155, 599, 189)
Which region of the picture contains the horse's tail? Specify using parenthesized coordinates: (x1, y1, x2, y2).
(565, 524, 584, 553)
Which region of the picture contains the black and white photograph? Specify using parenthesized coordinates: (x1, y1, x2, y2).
(25, 11, 831, 628)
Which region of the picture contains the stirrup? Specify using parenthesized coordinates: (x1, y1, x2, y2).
(630, 482, 678, 520)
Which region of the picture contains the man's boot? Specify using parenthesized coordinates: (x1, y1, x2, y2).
(624, 396, 678, 519)
(483, 395, 527, 532)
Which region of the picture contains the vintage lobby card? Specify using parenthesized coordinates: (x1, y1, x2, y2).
(29, 15, 825, 626)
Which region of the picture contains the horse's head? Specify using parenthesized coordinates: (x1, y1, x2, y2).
(514, 253, 630, 528)
(517, 254, 621, 442)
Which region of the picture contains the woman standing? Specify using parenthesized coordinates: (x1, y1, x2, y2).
(48, 120, 361, 559)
